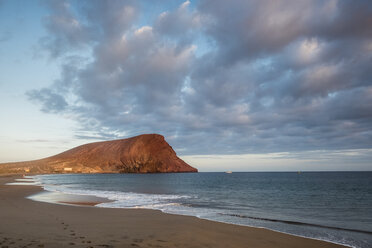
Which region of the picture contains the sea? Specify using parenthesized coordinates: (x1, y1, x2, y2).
(18, 172, 372, 248)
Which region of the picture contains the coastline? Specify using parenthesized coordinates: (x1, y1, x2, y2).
(0, 175, 348, 248)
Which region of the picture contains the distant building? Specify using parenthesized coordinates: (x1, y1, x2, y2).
(64, 168, 73, 172)
(24, 168, 30, 172)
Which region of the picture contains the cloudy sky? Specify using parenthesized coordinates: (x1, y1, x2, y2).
(0, 0, 371, 171)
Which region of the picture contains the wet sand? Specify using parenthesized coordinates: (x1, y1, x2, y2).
(0, 175, 348, 248)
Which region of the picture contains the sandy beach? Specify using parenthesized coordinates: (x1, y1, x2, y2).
(0, 176, 348, 248)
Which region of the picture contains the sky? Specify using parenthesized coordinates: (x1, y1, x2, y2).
(0, 0, 371, 171)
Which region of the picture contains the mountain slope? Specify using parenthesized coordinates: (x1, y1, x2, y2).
(0, 134, 197, 174)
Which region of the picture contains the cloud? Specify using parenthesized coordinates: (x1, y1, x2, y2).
(28, 0, 372, 155)
(39, 0, 90, 57)
(27, 88, 68, 113)
(40, 0, 139, 58)
(154, 1, 201, 37)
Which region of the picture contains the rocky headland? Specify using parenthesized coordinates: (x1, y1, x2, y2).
(0, 134, 197, 174)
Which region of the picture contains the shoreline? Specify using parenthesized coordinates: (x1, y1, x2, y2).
(1, 175, 349, 248)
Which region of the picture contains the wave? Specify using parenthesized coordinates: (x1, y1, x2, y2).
(33, 177, 371, 235)
(29, 174, 371, 248)
(6, 177, 41, 186)
(15, 178, 35, 182)
(39, 183, 192, 210)
(219, 213, 372, 235)
(6, 181, 40, 186)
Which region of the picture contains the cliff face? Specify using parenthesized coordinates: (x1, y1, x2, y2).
(0, 134, 197, 174)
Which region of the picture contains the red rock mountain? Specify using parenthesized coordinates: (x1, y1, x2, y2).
(0, 134, 197, 174)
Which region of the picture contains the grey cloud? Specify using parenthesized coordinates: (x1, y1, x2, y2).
(154, 1, 200, 37)
(40, 0, 138, 58)
(27, 88, 68, 113)
(326, 88, 372, 121)
(82, 0, 139, 38)
(40, 0, 91, 58)
(29, 0, 372, 156)
(75, 28, 194, 116)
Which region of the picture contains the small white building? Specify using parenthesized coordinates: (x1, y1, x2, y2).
(64, 167, 73, 172)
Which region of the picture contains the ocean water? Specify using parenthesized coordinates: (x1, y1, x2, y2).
(26, 172, 371, 248)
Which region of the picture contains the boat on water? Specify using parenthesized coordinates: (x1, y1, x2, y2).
(225, 171, 232, 174)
